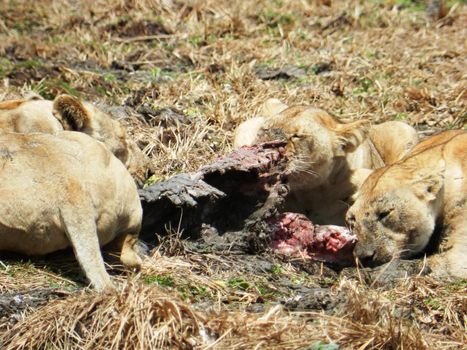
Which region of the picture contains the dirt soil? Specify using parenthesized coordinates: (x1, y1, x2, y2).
(0, 0, 466, 349)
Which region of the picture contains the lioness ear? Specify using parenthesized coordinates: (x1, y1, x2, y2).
(53, 95, 91, 131)
(260, 98, 288, 118)
(335, 119, 370, 156)
(412, 163, 445, 202)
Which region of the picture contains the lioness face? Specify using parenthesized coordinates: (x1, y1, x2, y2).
(258, 106, 368, 191)
(53, 95, 150, 186)
(261, 116, 334, 190)
(82, 103, 150, 186)
(346, 168, 443, 265)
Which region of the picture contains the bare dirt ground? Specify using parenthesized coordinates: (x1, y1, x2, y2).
(0, 0, 465, 349)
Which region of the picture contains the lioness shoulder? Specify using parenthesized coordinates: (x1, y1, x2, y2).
(347, 130, 467, 278)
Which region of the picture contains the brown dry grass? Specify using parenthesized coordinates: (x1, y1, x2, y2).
(0, 0, 466, 349)
(1, 0, 465, 175)
(1, 258, 466, 349)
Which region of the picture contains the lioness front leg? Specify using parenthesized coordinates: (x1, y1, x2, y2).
(118, 233, 143, 269)
(428, 219, 467, 279)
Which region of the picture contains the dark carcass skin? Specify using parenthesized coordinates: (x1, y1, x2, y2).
(139, 141, 289, 240)
(139, 142, 356, 265)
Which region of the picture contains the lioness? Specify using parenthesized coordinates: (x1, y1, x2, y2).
(0, 131, 143, 291)
(347, 130, 467, 278)
(234, 100, 419, 225)
(0, 94, 150, 186)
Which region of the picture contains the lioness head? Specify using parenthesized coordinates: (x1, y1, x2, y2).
(346, 164, 444, 265)
(53, 95, 150, 186)
(258, 105, 369, 190)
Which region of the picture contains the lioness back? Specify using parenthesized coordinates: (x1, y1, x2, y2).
(0, 99, 62, 133)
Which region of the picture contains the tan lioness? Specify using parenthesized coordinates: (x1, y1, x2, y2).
(0, 131, 143, 291)
(234, 99, 419, 225)
(347, 130, 467, 278)
(0, 94, 150, 186)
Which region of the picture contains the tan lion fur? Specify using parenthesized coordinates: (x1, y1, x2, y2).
(234, 99, 418, 224)
(0, 95, 150, 186)
(0, 131, 143, 291)
(347, 130, 467, 278)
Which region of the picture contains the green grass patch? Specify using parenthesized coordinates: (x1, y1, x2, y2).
(395, 0, 426, 12)
(0, 58, 14, 78)
(424, 297, 441, 310)
(445, 279, 467, 292)
(228, 277, 252, 291)
(31, 79, 80, 99)
(143, 274, 175, 288)
(394, 112, 408, 121)
(261, 10, 295, 28)
(271, 264, 283, 275)
(310, 341, 340, 350)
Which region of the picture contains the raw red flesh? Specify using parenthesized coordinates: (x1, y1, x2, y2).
(268, 212, 357, 264)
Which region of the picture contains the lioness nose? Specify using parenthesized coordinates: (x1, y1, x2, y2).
(353, 242, 375, 264)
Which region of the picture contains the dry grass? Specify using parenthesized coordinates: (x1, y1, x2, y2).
(1, 0, 465, 175)
(0, 260, 465, 349)
(0, 0, 466, 348)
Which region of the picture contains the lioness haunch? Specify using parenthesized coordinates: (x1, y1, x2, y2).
(0, 131, 142, 291)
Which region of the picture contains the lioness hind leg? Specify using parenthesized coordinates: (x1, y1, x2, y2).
(426, 215, 467, 279)
(60, 206, 114, 292)
(118, 233, 143, 269)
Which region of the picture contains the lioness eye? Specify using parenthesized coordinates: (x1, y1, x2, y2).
(291, 133, 300, 140)
(377, 210, 391, 221)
